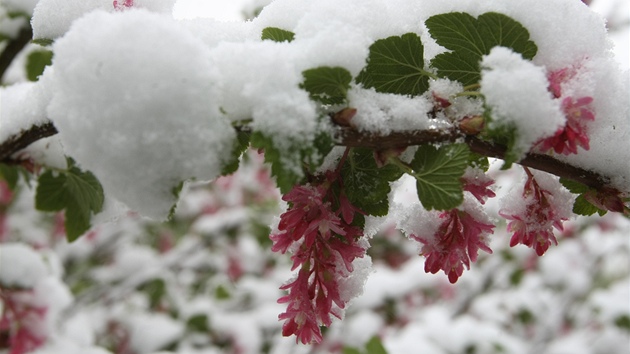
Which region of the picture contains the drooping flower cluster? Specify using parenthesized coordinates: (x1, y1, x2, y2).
(410, 202, 495, 284)
(499, 168, 572, 256)
(0, 289, 48, 354)
(536, 67, 595, 155)
(461, 167, 497, 205)
(271, 174, 366, 344)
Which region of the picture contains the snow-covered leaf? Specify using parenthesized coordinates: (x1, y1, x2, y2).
(426, 12, 537, 86)
(301, 66, 352, 105)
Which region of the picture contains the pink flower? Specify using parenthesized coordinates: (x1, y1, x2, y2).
(410, 207, 494, 284)
(537, 67, 595, 156)
(0, 290, 48, 354)
(461, 167, 496, 204)
(113, 0, 133, 10)
(537, 96, 595, 155)
(499, 168, 570, 256)
(271, 180, 365, 344)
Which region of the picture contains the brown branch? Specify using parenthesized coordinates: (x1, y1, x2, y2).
(337, 126, 610, 190)
(0, 23, 33, 83)
(0, 121, 58, 162)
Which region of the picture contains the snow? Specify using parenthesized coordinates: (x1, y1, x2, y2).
(480, 47, 566, 159)
(31, 0, 176, 40)
(47, 9, 236, 219)
(1, 0, 39, 16)
(0, 81, 49, 147)
(0, 243, 48, 288)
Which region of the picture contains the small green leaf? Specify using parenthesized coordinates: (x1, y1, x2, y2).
(221, 130, 251, 175)
(365, 336, 388, 354)
(26, 49, 53, 81)
(32, 38, 54, 46)
(35, 159, 104, 242)
(356, 33, 431, 96)
(468, 153, 489, 171)
(425, 12, 537, 86)
(559, 178, 590, 194)
(573, 194, 606, 217)
(187, 314, 210, 332)
(342, 347, 362, 354)
(0, 163, 20, 190)
(250, 132, 303, 194)
(138, 278, 166, 309)
(614, 315, 630, 331)
(483, 121, 519, 169)
(301, 66, 352, 105)
(342, 148, 404, 217)
(261, 27, 295, 42)
(410, 144, 469, 210)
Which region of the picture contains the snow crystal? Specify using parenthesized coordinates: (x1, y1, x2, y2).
(0, 243, 48, 288)
(347, 87, 440, 134)
(48, 10, 235, 219)
(480, 47, 565, 159)
(0, 81, 49, 147)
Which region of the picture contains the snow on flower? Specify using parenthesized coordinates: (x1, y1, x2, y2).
(461, 167, 496, 205)
(499, 168, 574, 256)
(409, 200, 494, 284)
(271, 173, 367, 344)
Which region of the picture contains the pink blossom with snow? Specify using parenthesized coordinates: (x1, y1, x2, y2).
(410, 204, 494, 284)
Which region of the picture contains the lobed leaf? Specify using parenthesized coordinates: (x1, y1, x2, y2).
(356, 33, 430, 96)
(410, 144, 469, 210)
(425, 12, 537, 86)
(35, 158, 104, 241)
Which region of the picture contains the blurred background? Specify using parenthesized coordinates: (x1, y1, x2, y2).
(0, 0, 628, 353)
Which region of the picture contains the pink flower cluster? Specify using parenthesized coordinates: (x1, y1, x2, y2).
(0, 290, 48, 354)
(499, 168, 569, 256)
(270, 179, 365, 344)
(537, 67, 595, 155)
(410, 206, 494, 284)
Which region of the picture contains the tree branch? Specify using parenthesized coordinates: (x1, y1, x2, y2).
(0, 121, 58, 162)
(337, 126, 610, 190)
(0, 122, 613, 192)
(0, 23, 33, 83)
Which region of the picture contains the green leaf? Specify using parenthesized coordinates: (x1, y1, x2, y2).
(301, 66, 352, 105)
(221, 130, 251, 175)
(26, 49, 53, 81)
(425, 12, 537, 86)
(0, 163, 20, 190)
(250, 132, 304, 194)
(187, 314, 210, 332)
(559, 178, 590, 194)
(342, 148, 404, 217)
(261, 27, 295, 42)
(342, 348, 362, 354)
(573, 194, 606, 216)
(32, 38, 54, 46)
(365, 336, 388, 354)
(35, 158, 104, 242)
(483, 121, 519, 169)
(356, 33, 431, 96)
(410, 144, 469, 210)
(468, 153, 489, 171)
